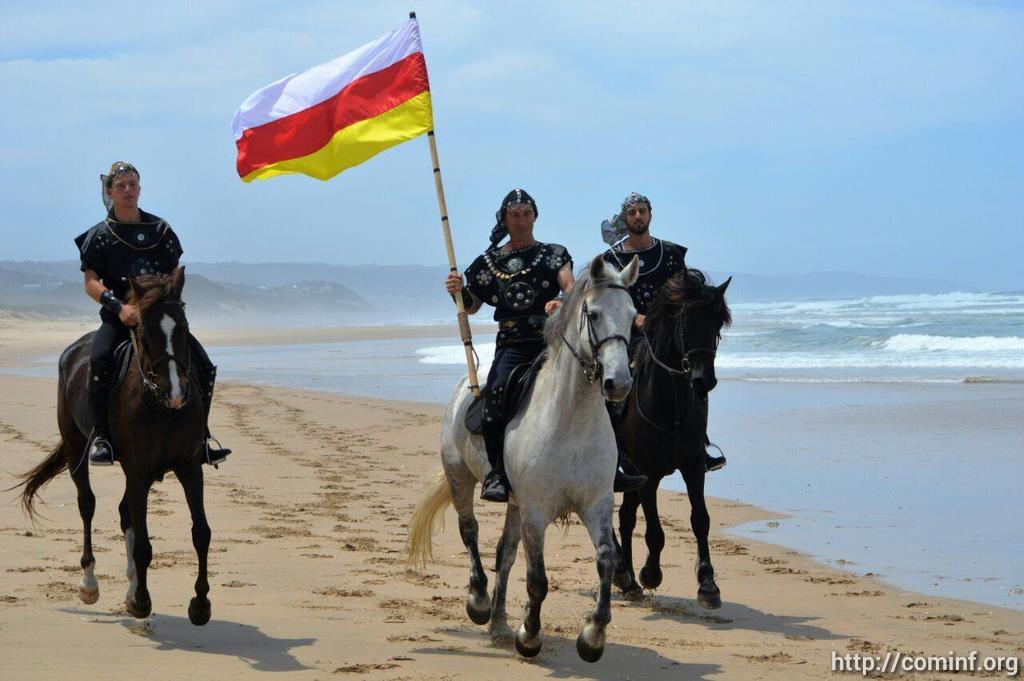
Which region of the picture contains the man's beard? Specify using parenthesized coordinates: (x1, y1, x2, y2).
(627, 220, 650, 236)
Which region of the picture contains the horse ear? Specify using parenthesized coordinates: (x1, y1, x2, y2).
(170, 266, 185, 299)
(621, 255, 640, 287)
(589, 254, 607, 281)
(717, 276, 732, 294)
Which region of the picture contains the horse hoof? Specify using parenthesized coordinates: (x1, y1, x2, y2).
(488, 621, 514, 643)
(639, 565, 663, 590)
(622, 583, 645, 601)
(79, 584, 100, 605)
(514, 626, 542, 658)
(698, 587, 722, 610)
(612, 570, 633, 591)
(466, 593, 491, 625)
(576, 623, 606, 663)
(126, 596, 152, 620)
(188, 596, 211, 626)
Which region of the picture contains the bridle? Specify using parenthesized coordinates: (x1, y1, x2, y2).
(642, 311, 718, 377)
(129, 300, 193, 401)
(634, 299, 720, 434)
(561, 283, 633, 384)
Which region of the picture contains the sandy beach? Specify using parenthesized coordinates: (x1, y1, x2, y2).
(1, 319, 1021, 680)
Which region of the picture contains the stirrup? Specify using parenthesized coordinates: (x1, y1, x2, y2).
(480, 470, 509, 503)
(705, 442, 727, 472)
(88, 435, 115, 466)
(204, 435, 231, 467)
(614, 468, 647, 493)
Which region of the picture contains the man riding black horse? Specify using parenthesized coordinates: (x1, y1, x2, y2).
(75, 161, 230, 467)
(601, 192, 726, 473)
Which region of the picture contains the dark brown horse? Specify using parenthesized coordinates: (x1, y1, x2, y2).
(16, 267, 213, 623)
(612, 268, 732, 608)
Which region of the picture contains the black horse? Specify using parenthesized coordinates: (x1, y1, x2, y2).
(16, 267, 213, 624)
(612, 268, 732, 608)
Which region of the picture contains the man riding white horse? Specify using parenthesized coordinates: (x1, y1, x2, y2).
(445, 189, 646, 502)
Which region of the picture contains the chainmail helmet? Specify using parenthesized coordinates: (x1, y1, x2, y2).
(100, 161, 140, 211)
(601, 191, 652, 246)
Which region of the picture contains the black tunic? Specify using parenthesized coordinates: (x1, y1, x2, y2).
(465, 242, 572, 349)
(603, 238, 687, 316)
(74, 209, 182, 322)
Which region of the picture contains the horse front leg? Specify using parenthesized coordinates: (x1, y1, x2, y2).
(176, 463, 212, 625)
(124, 476, 153, 619)
(638, 478, 666, 590)
(118, 491, 137, 605)
(577, 496, 616, 662)
(489, 503, 521, 641)
(514, 514, 548, 658)
(680, 463, 721, 609)
(613, 489, 643, 598)
(66, 436, 99, 604)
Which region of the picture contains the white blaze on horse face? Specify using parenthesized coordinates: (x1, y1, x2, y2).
(159, 313, 183, 405)
(591, 282, 634, 401)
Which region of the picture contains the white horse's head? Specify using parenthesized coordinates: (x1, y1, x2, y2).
(587, 255, 639, 401)
(547, 255, 638, 401)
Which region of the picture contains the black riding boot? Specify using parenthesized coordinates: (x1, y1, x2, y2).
(87, 360, 115, 466)
(200, 366, 231, 465)
(606, 401, 648, 493)
(480, 421, 510, 503)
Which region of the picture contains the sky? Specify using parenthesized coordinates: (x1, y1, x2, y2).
(1, 0, 1022, 290)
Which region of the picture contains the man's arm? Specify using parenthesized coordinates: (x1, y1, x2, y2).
(83, 269, 138, 326)
(544, 263, 576, 315)
(445, 271, 483, 315)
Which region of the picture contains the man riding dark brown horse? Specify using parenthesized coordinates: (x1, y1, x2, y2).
(74, 161, 229, 466)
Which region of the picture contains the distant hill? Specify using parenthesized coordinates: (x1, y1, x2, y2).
(0, 266, 368, 325)
(0, 260, 979, 324)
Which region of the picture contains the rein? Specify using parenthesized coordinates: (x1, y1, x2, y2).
(561, 283, 632, 384)
(634, 302, 718, 435)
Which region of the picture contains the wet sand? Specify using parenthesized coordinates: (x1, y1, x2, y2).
(1, 319, 1021, 679)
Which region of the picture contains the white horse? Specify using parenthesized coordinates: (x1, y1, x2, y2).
(408, 254, 639, 662)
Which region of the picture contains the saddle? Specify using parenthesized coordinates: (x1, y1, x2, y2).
(465, 351, 548, 435)
(111, 339, 134, 392)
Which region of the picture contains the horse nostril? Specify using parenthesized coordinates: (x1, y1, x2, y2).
(603, 378, 616, 394)
(692, 377, 706, 392)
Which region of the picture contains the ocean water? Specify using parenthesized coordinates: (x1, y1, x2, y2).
(416, 291, 1024, 381)
(5, 291, 1022, 609)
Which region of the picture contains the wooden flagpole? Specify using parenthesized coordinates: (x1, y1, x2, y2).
(412, 12, 480, 397)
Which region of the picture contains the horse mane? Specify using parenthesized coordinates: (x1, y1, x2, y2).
(544, 261, 626, 358)
(645, 268, 732, 335)
(127, 272, 182, 319)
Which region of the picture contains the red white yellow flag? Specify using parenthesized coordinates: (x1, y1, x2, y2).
(233, 19, 433, 182)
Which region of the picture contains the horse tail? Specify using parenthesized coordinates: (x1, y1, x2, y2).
(406, 470, 452, 570)
(13, 438, 69, 520)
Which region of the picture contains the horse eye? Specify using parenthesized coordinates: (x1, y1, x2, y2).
(587, 310, 599, 321)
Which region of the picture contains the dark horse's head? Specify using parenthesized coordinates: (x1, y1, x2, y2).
(644, 268, 732, 394)
(127, 266, 192, 410)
